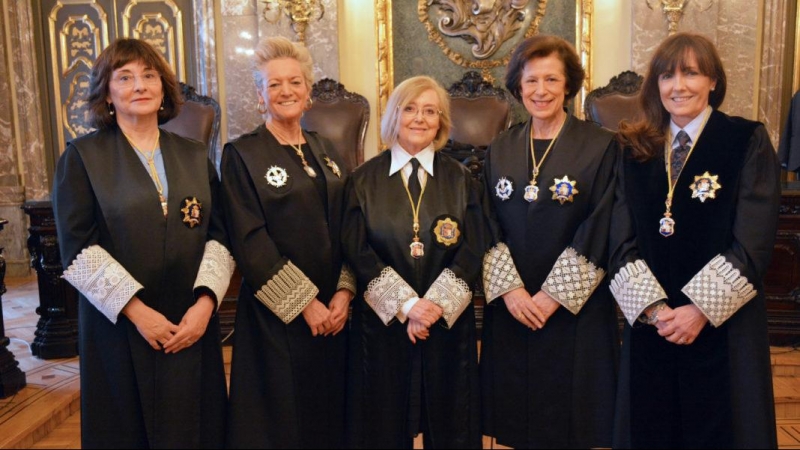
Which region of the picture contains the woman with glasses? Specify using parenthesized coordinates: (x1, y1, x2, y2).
(480, 35, 619, 448)
(343, 75, 486, 448)
(220, 36, 353, 448)
(52, 38, 234, 448)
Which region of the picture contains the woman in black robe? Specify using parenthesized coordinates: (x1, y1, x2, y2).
(610, 32, 779, 448)
(480, 35, 619, 448)
(53, 39, 234, 449)
(343, 76, 485, 449)
(221, 36, 353, 449)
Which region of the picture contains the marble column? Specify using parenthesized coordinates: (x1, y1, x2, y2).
(0, 1, 50, 277)
(0, 218, 26, 398)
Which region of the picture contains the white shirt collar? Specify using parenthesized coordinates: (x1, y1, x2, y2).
(669, 105, 712, 147)
(389, 143, 435, 176)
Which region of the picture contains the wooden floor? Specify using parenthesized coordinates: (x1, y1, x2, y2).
(2, 275, 800, 449)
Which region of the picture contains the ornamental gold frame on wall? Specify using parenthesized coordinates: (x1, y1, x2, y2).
(375, 0, 593, 127)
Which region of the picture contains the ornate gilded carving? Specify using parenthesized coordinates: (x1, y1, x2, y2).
(418, 0, 547, 72)
(122, 1, 185, 81)
(646, 0, 713, 35)
(63, 73, 95, 139)
(423, 0, 534, 60)
(60, 16, 101, 76)
(262, 0, 325, 45)
(376, 0, 395, 123)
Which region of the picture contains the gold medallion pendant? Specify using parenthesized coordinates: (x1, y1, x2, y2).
(690, 171, 721, 203)
(524, 184, 539, 202)
(410, 238, 425, 259)
(181, 197, 203, 228)
(550, 176, 579, 205)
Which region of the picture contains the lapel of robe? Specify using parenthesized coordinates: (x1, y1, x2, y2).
(304, 130, 337, 220)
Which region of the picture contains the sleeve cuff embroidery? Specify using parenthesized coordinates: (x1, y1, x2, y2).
(610, 259, 667, 326)
(254, 260, 319, 324)
(62, 245, 143, 324)
(424, 268, 472, 328)
(482, 242, 524, 303)
(682, 254, 758, 327)
(336, 263, 357, 294)
(193, 240, 236, 310)
(365, 267, 418, 326)
(541, 247, 606, 315)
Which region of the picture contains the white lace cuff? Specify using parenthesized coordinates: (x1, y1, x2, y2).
(336, 263, 357, 294)
(682, 255, 758, 327)
(610, 259, 668, 325)
(482, 242, 524, 303)
(193, 240, 236, 309)
(254, 260, 319, 324)
(365, 267, 418, 325)
(541, 247, 606, 315)
(424, 268, 472, 328)
(62, 245, 143, 324)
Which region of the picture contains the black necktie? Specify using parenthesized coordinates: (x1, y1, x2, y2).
(670, 130, 691, 184)
(408, 158, 422, 200)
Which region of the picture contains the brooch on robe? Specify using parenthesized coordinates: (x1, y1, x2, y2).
(690, 171, 721, 203)
(495, 177, 514, 201)
(265, 166, 289, 188)
(181, 197, 202, 228)
(322, 154, 342, 178)
(431, 216, 461, 248)
(550, 175, 579, 205)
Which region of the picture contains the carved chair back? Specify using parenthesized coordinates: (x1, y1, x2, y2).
(447, 71, 512, 148)
(300, 78, 370, 172)
(161, 82, 222, 164)
(584, 70, 644, 132)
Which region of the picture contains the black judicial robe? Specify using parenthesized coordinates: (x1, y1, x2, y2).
(221, 125, 348, 449)
(343, 151, 485, 449)
(481, 116, 619, 448)
(52, 128, 228, 449)
(610, 110, 779, 448)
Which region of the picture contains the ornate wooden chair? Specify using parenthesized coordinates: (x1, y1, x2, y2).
(301, 78, 370, 172)
(584, 70, 644, 131)
(161, 82, 222, 164)
(447, 71, 512, 149)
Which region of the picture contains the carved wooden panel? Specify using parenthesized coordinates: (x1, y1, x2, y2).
(38, 0, 195, 154)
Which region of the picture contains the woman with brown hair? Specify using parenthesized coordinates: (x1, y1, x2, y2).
(221, 36, 353, 448)
(53, 38, 234, 448)
(481, 34, 619, 448)
(610, 32, 779, 448)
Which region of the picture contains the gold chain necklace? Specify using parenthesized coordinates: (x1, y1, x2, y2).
(268, 124, 317, 178)
(659, 108, 712, 237)
(525, 114, 567, 202)
(123, 129, 168, 217)
(402, 165, 427, 259)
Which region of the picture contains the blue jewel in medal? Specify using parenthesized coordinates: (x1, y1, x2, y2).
(524, 183, 539, 202)
(690, 171, 721, 203)
(659, 215, 675, 237)
(495, 177, 514, 201)
(549, 175, 579, 205)
(322, 154, 342, 178)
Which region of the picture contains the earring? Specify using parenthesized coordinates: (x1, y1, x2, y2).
(160, 98, 165, 111)
(306, 97, 313, 110)
(108, 103, 115, 116)
(257, 100, 268, 114)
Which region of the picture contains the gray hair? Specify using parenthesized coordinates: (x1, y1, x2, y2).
(252, 36, 314, 90)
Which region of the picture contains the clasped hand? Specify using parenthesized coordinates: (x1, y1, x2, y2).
(502, 288, 559, 330)
(302, 289, 354, 337)
(652, 303, 708, 346)
(407, 299, 443, 344)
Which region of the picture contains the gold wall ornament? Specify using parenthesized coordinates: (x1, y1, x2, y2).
(423, 0, 534, 60)
(647, 0, 713, 35)
(262, 0, 325, 45)
(63, 73, 94, 139)
(122, 1, 186, 82)
(418, 0, 547, 72)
